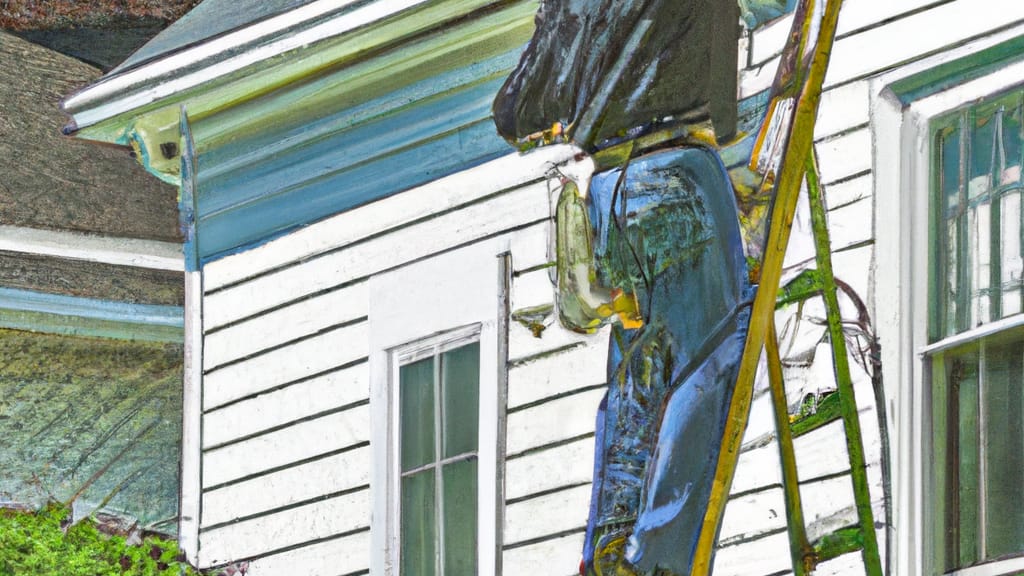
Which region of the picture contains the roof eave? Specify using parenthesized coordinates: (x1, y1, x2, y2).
(62, 0, 508, 185)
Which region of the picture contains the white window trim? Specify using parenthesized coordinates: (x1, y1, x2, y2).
(872, 22, 1024, 576)
(368, 242, 508, 576)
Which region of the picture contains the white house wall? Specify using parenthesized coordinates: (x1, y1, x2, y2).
(191, 0, 1024, 573)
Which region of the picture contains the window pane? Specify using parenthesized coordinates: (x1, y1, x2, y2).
(441, 342, 479, 459)
(969, 205, 992, 326)
(983, 337, 1024, 558)
(939, 127, 963, 338)
(401, 470, 437, 576)
(401, 357, 435, 471)
(1003, 97, 1019, 183)
(442, 458, 478, 575)
(971, 111, 995, 194)
(1003, 99, 1022, 185)
(1001, 189, 1023, 317)
(946, 350, 981, 569)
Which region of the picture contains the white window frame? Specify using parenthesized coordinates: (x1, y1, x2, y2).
(872, 23, 1024, 576)
(368, 242, 508, 576)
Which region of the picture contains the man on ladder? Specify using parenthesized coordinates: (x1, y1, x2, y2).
(491, 0, 873, 573)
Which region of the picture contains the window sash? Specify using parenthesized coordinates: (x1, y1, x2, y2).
(932, 89, 1024, 341)
(929, 331, 1024, 572)
(929, 86, 1024, 574)
(396, 336, 480, 576)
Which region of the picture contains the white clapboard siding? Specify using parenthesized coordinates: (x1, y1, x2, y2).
(741, 385, 780, 448)
(749, 0, 946, 66)
(503, 532, 585, 576)
(816, 552, 867, 576)
(815, 128, 872, 186)
(828, 197, 873, 252)
(508, 318, 596, 364)
(823, 0, 1024, 88)
(505, 388, 605, 456)
(202, 145, 578, 291)
(511, 263, 557, 311)
(505, 436, 595, 501)
(245, 530, 370, 576)
(202, 362, 369, 448)
(731, 437, 785, 495)
(504, 484, 591, 546)
(831, 244, 874, 307)
(203, 322, 368, 410)
(202, 405, 370, 488)
(507, 339, 607, 409)
(203, 281, 368, 370)
(794, 420, 853, 481)
(826, 172, 872, 211)
(199, 490, 369, 567)
(202, 445, 371, 527)
(713, 528, 792, 576)
(741, 0, 1024, 97)
(801, 473, 858, 531)
(815, 81, 870, 141)
(720, 485, 788, 545)
(203, 182, 552, 328)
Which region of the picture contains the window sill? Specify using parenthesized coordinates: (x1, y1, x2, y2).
(917, 313, 1024, 356)
(946, 555, 1024, 576)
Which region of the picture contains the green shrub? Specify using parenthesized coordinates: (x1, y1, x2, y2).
(0, 504, 208, 576)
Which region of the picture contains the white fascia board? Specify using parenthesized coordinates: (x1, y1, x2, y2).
(63, 0, 432, 131)
(0, 225, 184, 271)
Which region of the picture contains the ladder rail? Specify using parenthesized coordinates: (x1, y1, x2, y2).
(688, 0, 851, 571)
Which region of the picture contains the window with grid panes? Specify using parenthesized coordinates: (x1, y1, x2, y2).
(398, 339, 480, 575)
(929, 86, 1024, 572)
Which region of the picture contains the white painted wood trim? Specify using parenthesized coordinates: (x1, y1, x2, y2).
(947, 557, 1024, 576)
(179, 270, 202, 563)
(64, 0, 432, 128)
(870, 24, 1024, 576)
(918, 313, 1024, 356)
(369, 241, 507, 576)
(0, 225, 183, 271)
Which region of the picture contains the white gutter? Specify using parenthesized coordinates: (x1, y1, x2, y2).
(63, 0, 432, 131)
(0, 225, 184, 271)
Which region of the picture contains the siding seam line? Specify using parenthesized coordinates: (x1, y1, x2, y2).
(203, 176, 550, 295)
(507, 341, 589, 367)
(505, 481, 591, 506)
(507, 381, 607, 414)
(502, 526, 586, 551)
(204, 218, 550, 329)
(204, 279, 366, 334)
(506, 431, 596, 461)
(201, 526, 371, 570)
(202, 399, 370, 451)
(825, 16, 1024, 91)
(199, 484, 370, 532)
(204, 316, 368, 373)
(203, 356, 368, 413)
(747, 0, 958, 69)
(203, 441, 371, 492)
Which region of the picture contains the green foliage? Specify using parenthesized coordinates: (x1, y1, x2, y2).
(791, 390, 842, 437)
(813, 525, 864, 562)
(0, 505, 209, 576)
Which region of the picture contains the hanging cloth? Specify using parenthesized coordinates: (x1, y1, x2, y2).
(492, 0, 743, 151)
